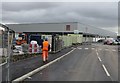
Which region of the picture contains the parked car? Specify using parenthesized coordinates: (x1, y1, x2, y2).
(97, 39, 105, 43)
(104, 39, 113, 45)
(113, 39, 120, 45)
(104, 38, 120, 45)
(112, 39, 119, 45)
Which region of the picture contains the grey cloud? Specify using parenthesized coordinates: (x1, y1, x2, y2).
(60, 2, 117, 20)
(2, 2, 60, 11)
(2, 2, 118, 32)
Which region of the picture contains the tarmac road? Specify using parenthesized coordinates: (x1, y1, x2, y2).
(1, 44, 118, 82)
(24, 44, 118, 81)
(2, 46, 73, 81)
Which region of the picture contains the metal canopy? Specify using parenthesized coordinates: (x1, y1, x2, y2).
(7, 22, 117, 37)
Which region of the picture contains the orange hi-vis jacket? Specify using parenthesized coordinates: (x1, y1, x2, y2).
(42, 41, 49, 51)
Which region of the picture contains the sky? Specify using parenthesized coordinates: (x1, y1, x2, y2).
(0, 0, 119, 34)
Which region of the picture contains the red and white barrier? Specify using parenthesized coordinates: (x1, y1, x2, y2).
(29, 44, 39, 53)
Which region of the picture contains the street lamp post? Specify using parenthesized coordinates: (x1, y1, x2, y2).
(85, 27, 88, 43)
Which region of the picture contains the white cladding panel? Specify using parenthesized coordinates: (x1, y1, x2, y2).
(7, 22, 78, 32)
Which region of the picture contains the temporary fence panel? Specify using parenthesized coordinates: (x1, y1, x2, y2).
(87, 37, 93, 43)
(68, 34, 83, 44)
(66, 36, 69, 47)
(86, 37, 89, 42)
(80, 34, 83, 43)
(64, 36, 68, 47)
(90, 37, 93, 42)
(60, 36, 64, 48)
(62, 36, 68, 47)
(77, 34, 83, 44)
(68, 34, 72, 44)
(56, 36, 63, 52)
(21, 43, 29, 53)
(77, 35, 80, 43)
(82, 37, 86, 42)
(41, 35, 52, 45)
(73, 35, 77, 44)
(51, 34, 58, 52)
(58, 36, 63, 50)
(88, 37, 91, 42)
(41, 35, 52, 52)
(62, 35, 72, 47)
(69, 36, 72, 46)
(68, 34, 78, 44)
(75, 35, 78, 44)
(91, 37, 94, 42)
(67, 36, 72, 47)
(61, 36, 65, 47)
(59, 36, 64, 49)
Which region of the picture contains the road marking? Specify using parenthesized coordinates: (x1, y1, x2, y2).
(71, 47, 75, 49)
(102, 64, 110, 76)
(96, 49, 111, 79)
(98, 57, 102, 62)
(85, 48, 88, 50)
(99, 49, 102, 50)
(27, 77, 32, 79)
(96, 52, 98, 56)
(12, 48, 76, 82)
(91, 48, 95, 50)
(112, 50, 116, 52)
(105, 49, 109, 51)
(77, 47, 82, 50)
(0, 61, 7, 66)
(96, 51, 102, 62)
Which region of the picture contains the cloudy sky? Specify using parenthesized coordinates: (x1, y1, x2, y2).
(0, 0, 119, 33)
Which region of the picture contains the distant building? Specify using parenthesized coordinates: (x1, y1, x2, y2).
(7, 22, 117, 38)
(6, 22, 117, 44)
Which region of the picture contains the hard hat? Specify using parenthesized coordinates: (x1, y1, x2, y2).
(45, 38, 48, 41)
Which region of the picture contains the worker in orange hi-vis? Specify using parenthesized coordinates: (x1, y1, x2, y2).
(41, 38, 50, 63)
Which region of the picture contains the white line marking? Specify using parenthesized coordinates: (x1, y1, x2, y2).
(12, 48, 76, 82)
(92, 48, 95, 50)
(77, 47, 82, 49)
(85, 48, 88, 50)
(96, 51, 102, 62)
(96, 52, 102, 61)
(98, 57, 102, 62)
(105, 49, 108, 51)
(71, 47, 75, 49)
(0, 61, 7, 66)
(96, 52, 98, 56)
(112, 50, 116, 52)
(27, 77, 32, 79)
(99, 49, 102, 50)
(102, 64, 110, 76)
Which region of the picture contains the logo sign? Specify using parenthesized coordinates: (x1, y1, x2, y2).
(74, 30, 79, 34)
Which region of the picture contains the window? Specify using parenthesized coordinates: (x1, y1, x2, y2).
(66, 25, 70, 31)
